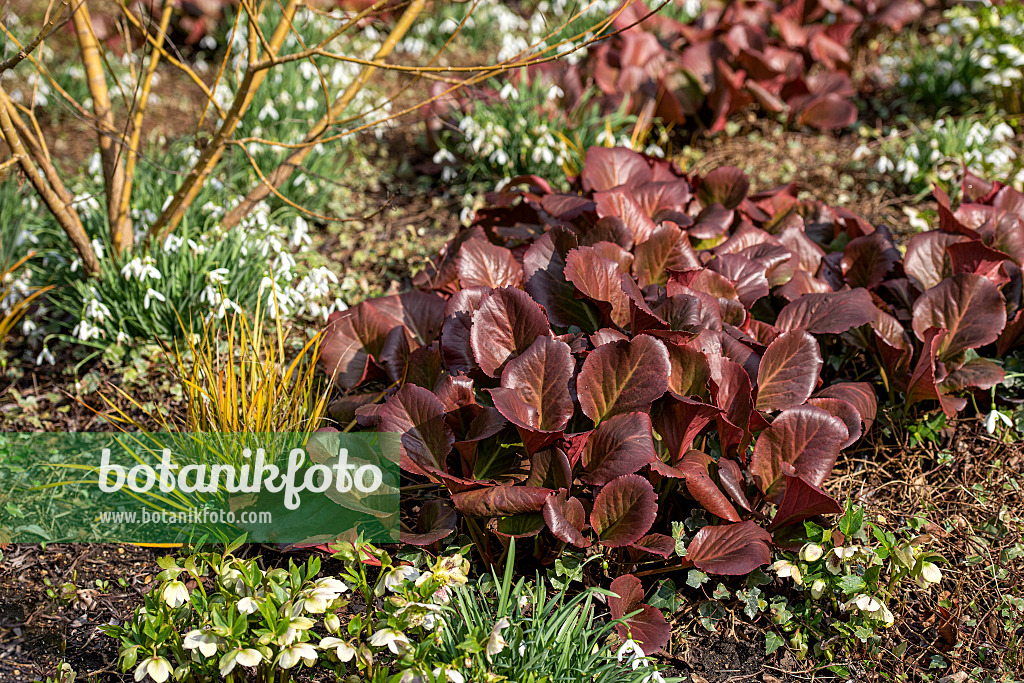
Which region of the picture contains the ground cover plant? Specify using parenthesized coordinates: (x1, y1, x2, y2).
(321, 145, 1022, 654)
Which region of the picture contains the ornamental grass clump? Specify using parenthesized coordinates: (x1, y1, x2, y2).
(320, 145, 1023, 649)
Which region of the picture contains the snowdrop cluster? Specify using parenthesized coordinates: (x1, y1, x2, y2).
(616, 640, 666, 683)
(880, 1, 1024, 108)
(865, 117, 1022, 193)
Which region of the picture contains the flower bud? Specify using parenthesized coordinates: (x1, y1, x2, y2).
(810, 579, 826, 599)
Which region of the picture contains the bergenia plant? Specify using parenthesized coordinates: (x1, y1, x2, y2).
(321, 146, 1021, 652)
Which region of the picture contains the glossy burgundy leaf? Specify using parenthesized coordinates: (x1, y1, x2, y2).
(947, 240, 1012, 287)
(609, 574, 671, 653)
(718, 457, 753, 511)
(911, 273, 1007, 361)
(523, 227, 599, 330)
(582, 412, 657, 486)
(440, 287, 491, 373)
(542, 492, 590, 548)
(451, 485, 553, 517)
(633, 221, 702, 287)
(796, 93, 857, 130)
(767, 473, 842, 531)
(377, 384, 455, 477)
(583, 147, 653, 192)
(488, 336, 574, 433)
(698, 166, 749, 210)
(595, 187, 658, 245)
(491, 514, 546, 538)
(708, 354, 754, 454)
(583, 216, 634, 250)
(841, 229, 900, 289)
(685, 521, 773, 575)
(591, 474, 658, 547)
(755, 330, 823, 412)
(666, 342, 711, 397)
(940, 357, 1006, 394)
(749, 405, 848, 495)
(806, 397, 862, 448)
(775, 289, 878, 334)
(564, 246, 632, 329)
(708, 253, 769, 307)
(653, 396, 720, 462)
(456, 239, 524, 289)
(524, 447, 573, 490)
(365, 291, 447, 347)
(401, 500, 457, 546)
(680, 451, 741, 522)
(904, 232, 966, 291)
(321, 303, 394, 389)
(470, 287, 551, 377)
(577, 335, 671, 423)
(813, 382, 877, 432)
(631, 533, 676, 558)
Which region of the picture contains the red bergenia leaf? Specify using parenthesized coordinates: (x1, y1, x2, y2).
(755, 330, 822, 412)
(595, 187, 658, 245)
(774, 289, 877, 334)
(456, 239, 524, 289)
(488, 336, 574, 433)
(653, 396, 720, 462)
(582, 147, 653, 192)
(911, 273, 1007, 362)
(633, 221, 702, 287)
(749, 405, 848, 496)
(377, 384, 455, 478)
(795, 93, 857, 130)
(582, 412, 657, 486)
(401, 500, 457, 546)
(813, 382, 877, 432)
(609, 574, 671, 653)
(577, 335, 671, 424)
(523, 227, 600, 330)
(767, 473, 842, 531)
(321, 303, 394, 389)
(591, 474, 658, 547)
(841, 229, 901, 289)
(542, 492, 590, 548)
(686, 521, 773, 575)
(698, 166, 749, 210)
(564, 246, 632, 329)
(707, 253, 769, 307)
(440, 287, 491, 373)
(524, 447, 573, 490)
(904, 231, 966, 292)
(680, 451, 741, 522)
(717, 457, 752, 511)
(452, 485, 552, 517)
(631, 533, 676, 558)
(666, 342, 711, 398)
(470, 287, 550, 377)
(806, 397, 862, 448)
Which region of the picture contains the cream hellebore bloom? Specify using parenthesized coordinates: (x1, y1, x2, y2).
(278, 642, 318, 669)
(417, 553, 469, 603)
(916, 561, 943, 589)
(324, 613, 341, 634)
(279, 616, 315, 646)
(369, 627, 411, 655)
(810, 579, 827, 599)
(219, 648, 263, 676)
(826, 546, 860, 574)
(302, 577, 348, 613)
(486, 617, 510, 660)
(800, 543, 824, 562)
(771, 560, 804, 585)
(319, 636, 356, 662)
(844, 594, 895, 626)
(161, 580, 189, 608)
(377, 564, 420, 595)
(134, 656, 173, 682)
(432, 666, 466, 683)
(237, 596, 260, 614)
(183, 629, 220, 656)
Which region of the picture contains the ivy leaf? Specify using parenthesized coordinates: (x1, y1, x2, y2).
(765, 632, 785, 655)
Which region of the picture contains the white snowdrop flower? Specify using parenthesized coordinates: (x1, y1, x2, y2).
(117, 331, 130, 345)
(207, 268, 230, 284)
(547, 84, 564, 101)
(617, 639, 645, 663)
(876, 156, 894, 173)
(216, 298, 243, 319)
(433, 148, 456, 165)
(85, 298, 112, 322)
(985, 409, 1013, 434)
(21, 318, 37, 335)
(291, 216, 311, 247)
(187, 239, 208, 255)
(258, 101, 279, 121)
(35, 346, 55, 366)
(143, 288, 166, 310)
(163, 234, 183, 253)
(499, 82, 519, 101)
